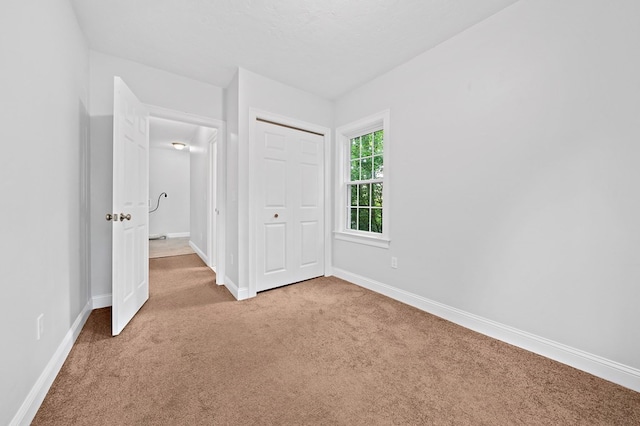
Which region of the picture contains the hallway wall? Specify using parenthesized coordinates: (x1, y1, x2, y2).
(149, 146, 190, 237)
(190, 127, 216, 259)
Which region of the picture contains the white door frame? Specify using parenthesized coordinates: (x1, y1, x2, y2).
(146, 104, 227, 284)
(207, 128, 224, 270)
(247, 108, 332, 298)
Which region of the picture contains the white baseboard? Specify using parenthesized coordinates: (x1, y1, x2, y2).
(189, 241, 208, 265)
(332, 267, 640, 393)
(223, 276, 250, 301)
(210, 266, 225, 286)
(91, 294, 112, 309)
(166, 232, 190, 238)
(237, 286, 250, 300)
(10, 300, 92, 426)
(224, 276, 240, 299)
(212, 267, 225, 285)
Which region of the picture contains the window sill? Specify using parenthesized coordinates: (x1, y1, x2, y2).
(334, 231, 390, 249)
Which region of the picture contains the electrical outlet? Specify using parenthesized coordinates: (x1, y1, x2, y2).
(37, 314, 44, 340)
(391, 257, 398, 269)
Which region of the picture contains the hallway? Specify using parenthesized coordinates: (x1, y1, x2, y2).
(149, 237, 194, 259)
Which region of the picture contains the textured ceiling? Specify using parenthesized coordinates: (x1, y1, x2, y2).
(71, 0, 518, 99)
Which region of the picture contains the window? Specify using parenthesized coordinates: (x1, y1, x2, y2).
(348, 130, 384, 233)
(335, 110, 390, 248)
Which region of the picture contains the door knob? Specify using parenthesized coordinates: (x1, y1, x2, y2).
(274, 213, 279, 218)
(120, 213, 132, 221)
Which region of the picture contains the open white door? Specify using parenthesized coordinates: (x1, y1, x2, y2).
(111, 77, 149, 336)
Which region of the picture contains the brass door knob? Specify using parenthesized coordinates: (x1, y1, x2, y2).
(120, 213, 132, 221)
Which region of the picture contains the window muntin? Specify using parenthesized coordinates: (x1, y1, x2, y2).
(347, 129, 384, 234)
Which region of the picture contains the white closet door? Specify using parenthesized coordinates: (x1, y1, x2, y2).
(255, 120, 324, 292)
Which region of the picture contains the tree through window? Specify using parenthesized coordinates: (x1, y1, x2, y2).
(347, 129, 384, 233)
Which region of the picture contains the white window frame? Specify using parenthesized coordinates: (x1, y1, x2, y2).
(335, 110, 390, 249)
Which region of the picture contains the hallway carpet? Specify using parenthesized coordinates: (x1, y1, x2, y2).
(34, 254, 639, 425)
(149, 237, 194, 259)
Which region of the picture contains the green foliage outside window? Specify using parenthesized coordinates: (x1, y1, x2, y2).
(348, 129, 383, 233)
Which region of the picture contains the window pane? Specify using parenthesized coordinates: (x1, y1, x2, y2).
(361, 133, 373, 157)
(350, 208, 358, 230)
(358, 208, 370, 232)
(372, 183, 383, 207)
(350, 160, 360, 181)
(373, 155, 383, 178)
(359, 183, 370, 206)
(361, 157, 372, 180)
(374, 130, 384, 155)
(350, 185, 357, 206)
(372, 208, 382, 233)
(350, 136, 360, 160)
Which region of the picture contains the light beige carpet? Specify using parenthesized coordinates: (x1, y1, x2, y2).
(149, 237, 194, 258)
(33, 254, 639, 425)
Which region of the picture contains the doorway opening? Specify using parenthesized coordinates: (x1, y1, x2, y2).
(146, 105, 226, 278)
(148, 117, 215, 260)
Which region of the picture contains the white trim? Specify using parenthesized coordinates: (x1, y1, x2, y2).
(10, 301, 92, 426)
(224, 276, 239, 299)
(166, 232, 190, 238)
(334, 230, 390, 249)
(189, 240, 208, 265)
(323, 118, 333, 278)
(335, 110, 391, 246)
(216, 126, 225, 274)
(247, 109, 332, 298)
(216, 124, 226, 286)
(211, 266, 222, 283)
(212, 125, 225, 283)
(146, 104, 224, 129)
(92, 294, 112, 309)
(207, 130, 217, 271)
(237, 286, 250, 300)
(332, 267, 640, 393)
(223, 276, 250, 300)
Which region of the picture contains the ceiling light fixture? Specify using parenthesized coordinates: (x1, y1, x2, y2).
(171, 142, 187, 150)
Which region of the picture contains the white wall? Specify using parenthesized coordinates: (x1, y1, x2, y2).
(149, 147, 190, 237)
(89, 51, 225, 118)
(224, 72, 240, 289)
(334, 0, 640, 379)
(190, 127, 216, 257)
(0, 0, 90, 423)
(233, 68, 334, 298)
(89, 51, 225, 300)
